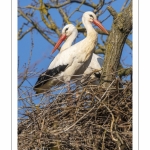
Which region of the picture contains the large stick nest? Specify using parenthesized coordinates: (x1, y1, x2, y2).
(18, 79, 132, 150)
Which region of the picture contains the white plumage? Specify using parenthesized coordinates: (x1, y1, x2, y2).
(81, 54, 103, 85)
(33, 11, 108, 94)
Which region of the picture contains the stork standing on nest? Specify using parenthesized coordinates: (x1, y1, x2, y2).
(33, 11, 108, 94)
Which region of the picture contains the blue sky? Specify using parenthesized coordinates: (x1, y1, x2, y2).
(18, 0, 132, 90)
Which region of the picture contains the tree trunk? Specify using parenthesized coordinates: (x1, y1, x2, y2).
(100, 1, 132, 87)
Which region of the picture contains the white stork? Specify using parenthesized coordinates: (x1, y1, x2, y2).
(33, 11, 108, 94)
(51, 24, 104, 85)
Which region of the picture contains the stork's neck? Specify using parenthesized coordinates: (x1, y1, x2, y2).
(83, 20, 97, 39)
(60, 31, 77, 52)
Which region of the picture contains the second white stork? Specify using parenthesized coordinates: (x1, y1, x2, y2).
(33, 11, 108, 94)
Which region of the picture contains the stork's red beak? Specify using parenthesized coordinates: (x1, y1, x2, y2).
(51, 34, 67, 54)
(93, 20, 109, 35)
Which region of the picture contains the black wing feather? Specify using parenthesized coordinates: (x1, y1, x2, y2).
(34, 64, 68, 89)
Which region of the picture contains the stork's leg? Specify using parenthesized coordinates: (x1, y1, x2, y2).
(66, 81, 72, 106)
(67, 81, 71, 93)
(75, 92, 80, 99)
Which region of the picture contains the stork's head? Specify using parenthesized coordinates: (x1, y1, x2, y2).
(62, 24, 77, 37)
(82, 11, 97, 23)
(51, 24, 77, 54)
(82, 11, 108, 34)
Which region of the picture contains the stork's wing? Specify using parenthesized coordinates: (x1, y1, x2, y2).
(33, 64, 68, 89)
(34, 46, 78, 89)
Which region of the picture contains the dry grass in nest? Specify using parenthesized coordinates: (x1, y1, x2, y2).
(18, 78, 132, 150)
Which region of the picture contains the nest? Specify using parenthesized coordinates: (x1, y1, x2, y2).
(18, 79, 132, 150)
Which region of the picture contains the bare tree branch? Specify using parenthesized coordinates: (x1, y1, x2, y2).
(121, 0, 130, 11)
(126, 38, 132, 49)
(18, 9, 56, 45)
(39, 0, 61, 36)
(44, 0, 98, 9)
(107, 6, 117, 19)
(118, 67, 132, 77)
(18, 26, 34, 40)
(68, 0, 86, 19)
(59, 8, 71, 24)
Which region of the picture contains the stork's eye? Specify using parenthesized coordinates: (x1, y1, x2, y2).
(65, 28, 69, 32)
(89, 14, 94, 18)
